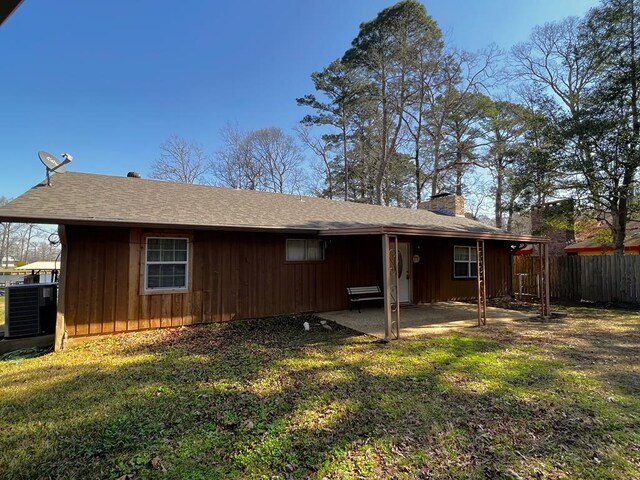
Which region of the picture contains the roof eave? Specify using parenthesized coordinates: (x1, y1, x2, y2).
(0, 213, 548, 243)
(0, 214, 324, 235)
(319, 225, 549, 243)
(565, 245, 640, 253)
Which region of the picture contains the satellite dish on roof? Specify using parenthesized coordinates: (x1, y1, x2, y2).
(38, 151, 72, 186)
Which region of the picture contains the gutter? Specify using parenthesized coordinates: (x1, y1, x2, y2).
(318, 225, 549, 244)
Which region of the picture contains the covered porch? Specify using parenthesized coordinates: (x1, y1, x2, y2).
(318, 302, 534, 339)
(320, 226, 551, 341)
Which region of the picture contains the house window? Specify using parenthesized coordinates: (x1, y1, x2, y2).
(145, 237, 189, 291)
(286, 239, 325, 261)
(453, 245, 477, 278)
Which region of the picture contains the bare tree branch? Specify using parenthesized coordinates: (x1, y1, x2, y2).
(151, 135, 211, 184)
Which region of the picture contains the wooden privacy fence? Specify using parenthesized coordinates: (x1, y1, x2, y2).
(513, 255, 640, 304)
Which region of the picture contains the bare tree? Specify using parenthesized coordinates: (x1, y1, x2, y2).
(30, 237, 60, 262)
(214, 124, 263, 190)
(151, 135, 210, 184)
(16, 223, 35, 264)
(250, 128, 305, 194)
(295, 125, 335, 199)
(463, 171, 492, 220)
(511, 17, 598, 118)
(213, 126, 306, 194)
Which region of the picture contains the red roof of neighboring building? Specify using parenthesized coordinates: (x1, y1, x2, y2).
(564, 225, 640, 254)
(514, 245, 533, 255)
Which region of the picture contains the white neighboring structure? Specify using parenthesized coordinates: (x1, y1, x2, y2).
(1, 256, 16, 268)
(15, 261, 60, 271)
(15, 261, 60, 283)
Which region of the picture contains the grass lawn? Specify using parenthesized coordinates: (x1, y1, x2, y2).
(0, 306, 638, 479)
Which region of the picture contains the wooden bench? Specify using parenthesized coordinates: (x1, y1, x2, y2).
(347, 286, 384, 312)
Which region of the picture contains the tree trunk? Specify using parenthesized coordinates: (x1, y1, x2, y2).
(341, 120, 349, 201)
(612, 209, 626, 256)
(506, 196, 515, 233)
(455, 145, 463, 196)
(613, 168, 634, 255)
(495, 166, 503, 230)
(3, 224, 11, 267)
(413, 89, 425, 206)
(375, 73, 388, 206)
(430, 135, 442, 197)
(25, 225, 33, 263)
(415, 148, 421, 205)
(0, 225, 6, 267)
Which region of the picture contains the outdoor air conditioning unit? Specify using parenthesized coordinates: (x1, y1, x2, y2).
(4, 284, 57, 339)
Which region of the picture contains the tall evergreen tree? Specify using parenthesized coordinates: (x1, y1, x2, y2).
(479, 100, 528, 229)
(297, 59, 362, 200)
(343, 0, 442, 205)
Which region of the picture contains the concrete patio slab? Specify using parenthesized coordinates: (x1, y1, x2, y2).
(318, 301, 535, 339)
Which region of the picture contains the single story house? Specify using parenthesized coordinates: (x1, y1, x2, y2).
(564, 237, 640, 255)
(564, 221, 640, 256)
(0, 172, 550, 349)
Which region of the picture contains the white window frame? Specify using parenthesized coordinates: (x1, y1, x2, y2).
(286, 239, 325, 262)
(144, 237, 190, 293)
(453, 245, 477, 279)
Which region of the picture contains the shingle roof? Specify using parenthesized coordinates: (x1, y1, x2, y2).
(565, 228, 640, 252)
(0, 172, 510, 236)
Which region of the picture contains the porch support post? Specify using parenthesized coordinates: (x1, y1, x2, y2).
(54, 224, 68, 351)
(382, 234, 393, 341)
(476, 239, 487, 326)
(540, 242, 551, 319)
(393, 235, 400, 339)
(545, 243, 551, 317)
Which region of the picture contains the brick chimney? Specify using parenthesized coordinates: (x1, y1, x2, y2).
(418, 193, 465, 217)
(531, 199, 575, 256)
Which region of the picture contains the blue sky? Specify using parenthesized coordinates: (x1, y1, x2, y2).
(0, 0, 599, 198)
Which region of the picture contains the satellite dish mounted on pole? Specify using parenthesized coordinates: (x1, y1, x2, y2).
(38, 151, 72, 186)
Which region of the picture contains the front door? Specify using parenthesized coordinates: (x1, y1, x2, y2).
(398, 242, 411, 303)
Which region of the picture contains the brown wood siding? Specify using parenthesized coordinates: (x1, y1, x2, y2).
(63, 226, 382, 336)
(64, 226, 130, 336)
(192, 230, 382, 321)
(410, 238, 512, 303)
(63, 226, 513, 336)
